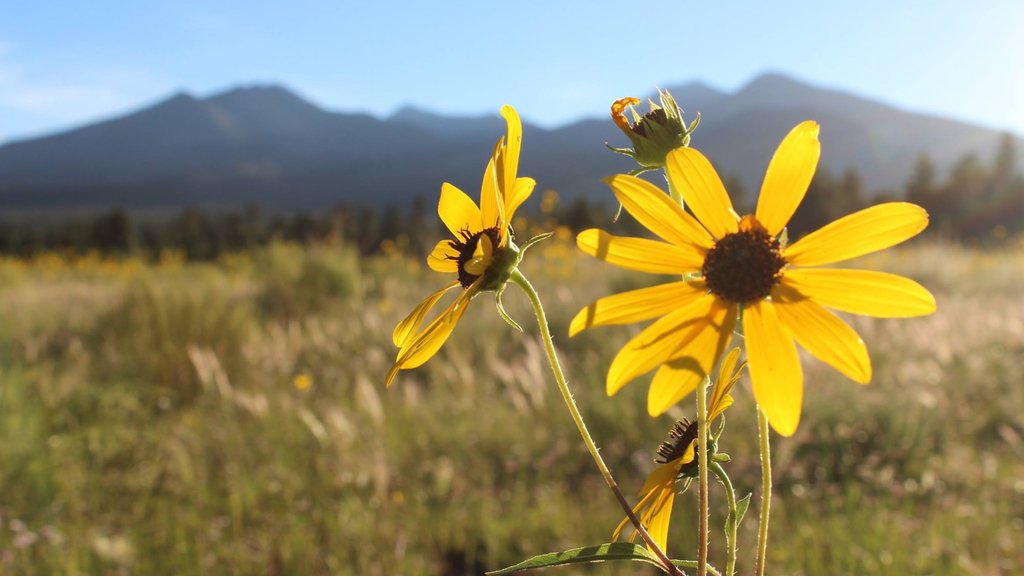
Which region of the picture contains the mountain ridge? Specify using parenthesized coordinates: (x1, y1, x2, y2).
(0, 73, 1017, 212)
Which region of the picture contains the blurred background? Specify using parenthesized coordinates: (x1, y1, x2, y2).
(0, 1, 1021, 574)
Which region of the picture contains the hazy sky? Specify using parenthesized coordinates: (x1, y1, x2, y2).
(1, 1, 1021, 144)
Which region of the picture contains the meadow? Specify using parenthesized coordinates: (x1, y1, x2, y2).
(0, 236, 1021, 575)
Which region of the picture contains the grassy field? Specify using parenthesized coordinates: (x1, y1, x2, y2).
(0, 238, 1021, 575)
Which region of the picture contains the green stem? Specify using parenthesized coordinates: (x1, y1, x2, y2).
(754, 408, 772, 576)
(696, 378, 710, 576)
(666, 173, 685, 209)
(510, 270, 684, 576)
(710, 461, 738, 576)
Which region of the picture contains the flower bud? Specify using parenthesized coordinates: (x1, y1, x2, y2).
(608, 89, 699, 171)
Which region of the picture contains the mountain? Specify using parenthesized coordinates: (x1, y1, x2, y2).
(0, 75, 1017, 212)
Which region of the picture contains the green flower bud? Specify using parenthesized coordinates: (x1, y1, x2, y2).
(608, 89, 699, 171)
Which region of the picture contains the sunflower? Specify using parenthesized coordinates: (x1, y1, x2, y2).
(386, 106, 536, 387)
(613, 348, 744, 553)
(572, 121, 936, 435)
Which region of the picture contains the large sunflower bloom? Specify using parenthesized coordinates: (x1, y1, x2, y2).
(613, 348, 744, 552)
(572, 121, 936, 435)
(386, 106, 535, 387)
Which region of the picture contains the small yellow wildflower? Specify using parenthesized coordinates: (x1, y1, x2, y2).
(613, 348, 744, 553)
(386, 106, 536, 387)
(292, 373, 312, 391)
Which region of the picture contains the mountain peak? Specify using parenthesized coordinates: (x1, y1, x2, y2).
(205, 83, 321, 112)
(739, 72, 811, 95)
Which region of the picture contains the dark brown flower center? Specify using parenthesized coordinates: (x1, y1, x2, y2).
(448, 227, 502, 288)
(631, 108, 668, 137)
(701, 217, 786, 304)
(656, 418, 698, 464)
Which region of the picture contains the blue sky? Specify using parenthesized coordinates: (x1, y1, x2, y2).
(1, 1, 1021, 144)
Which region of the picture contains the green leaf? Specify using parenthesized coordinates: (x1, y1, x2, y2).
(735, 493, 752, 527)
(486, 542, 668, 575)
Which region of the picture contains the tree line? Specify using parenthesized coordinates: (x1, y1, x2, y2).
(0, 136, 1019, 260)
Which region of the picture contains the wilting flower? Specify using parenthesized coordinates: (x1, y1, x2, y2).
(613, 348, 744, 553)
(572, 121, 936, 435)
(608, 89, 698, 171)
(386, 106, 536, 387)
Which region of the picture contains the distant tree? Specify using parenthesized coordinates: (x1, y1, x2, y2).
(90, 209, 136, 254)
(906, 154, 938, 208)
(173, 208, 219, 260)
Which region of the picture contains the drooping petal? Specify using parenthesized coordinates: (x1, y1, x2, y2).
(426, 240, 459, 273)
(607, 293, 718, 395)
(577, 229, 704, 274)
(665, 147, 738, 240)
(784, 203, 928, 267)
(504, 177, 536, 228)
(391, 280, 460, 347)
(569, 280, 704, 337)
(646, 299, 736, 415)
(772, 284, 871, 383)
(479, 156, 501, 233)
(386, 285, 477, 387)
(498, 105, 522, 205)
(756, 121, 821, 236)
(708, 347, 743, 422)
(439, 183, 482, 236)
(743, 299, 803, 437)
(643, 485, 676, 554)
(782, 268, 936, 318)
(604, 174, 714, 250)
(612, 458, 686, 553)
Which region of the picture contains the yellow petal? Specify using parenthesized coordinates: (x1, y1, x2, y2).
(438, 183, 482, 236)
(612, 452, 690, 552)
(784, 203, 928, 267)
(504, 177, 536, 228)
(708, 347, 742, 421)
(607, 293, 718, 395)
(605, 174, 714, 250)
(755, 121, 821, 236)
(479, 156, 501, 233)
(391, 280, 459, 347)
(743, 299, 803, 436)
(463, 233, 493, 276)
(386, 286, 476, 387)
(665, 147, 738, 240)
(646, 300, 736, 415)
(426, 240, 459, 272)
(772, 284, 871, 383)
(782, 269, 936, 318)
(498, 105, 522, 204)
(569, 280, 703, 337)
(643, 486, 675, 554)
(577, 229, 704, 274)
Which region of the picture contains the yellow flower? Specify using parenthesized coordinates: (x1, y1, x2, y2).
(613, 348, 744, 553)
(292, 373, 313, 391)
(572, 121, 936, 435)
(386, 106, 536, 387)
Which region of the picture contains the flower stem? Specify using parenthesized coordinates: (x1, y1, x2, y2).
(710, 461, 738, 576)
(754, 407, 772, 576)
(696, 377, 710, 576)
(510, 270, 684, 576)
(666, 174, 685, 210)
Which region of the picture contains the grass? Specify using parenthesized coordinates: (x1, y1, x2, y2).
(0, 239, 1021, 575)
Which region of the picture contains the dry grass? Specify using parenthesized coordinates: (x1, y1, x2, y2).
(0, 239, 1021, 575)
